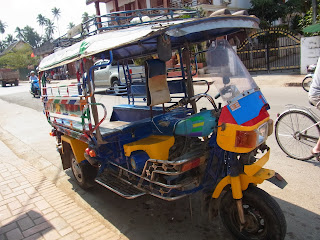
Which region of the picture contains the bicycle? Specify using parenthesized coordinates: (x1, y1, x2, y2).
(275, 104, 320, 160)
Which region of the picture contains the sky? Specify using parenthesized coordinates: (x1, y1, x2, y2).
(0, 0, 101, 39)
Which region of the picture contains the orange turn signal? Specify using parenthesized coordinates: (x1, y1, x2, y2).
(235, 130, 257, 148)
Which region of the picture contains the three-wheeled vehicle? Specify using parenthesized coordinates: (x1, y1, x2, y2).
(39, 8, 287, 239)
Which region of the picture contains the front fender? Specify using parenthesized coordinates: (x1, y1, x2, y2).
(211, 149, 287, 199)
(212, 168, 275, 199)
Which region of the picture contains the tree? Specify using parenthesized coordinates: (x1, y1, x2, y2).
(0, 41, 6, 52)
(44, 19, 55, 41)
(249, 0, 286, 28)
(0, 20, 7, 40)
(52, 7, 61, 37)
(0, 44, 39, 69)
(299, 9, 320, 35)
(68, 22, 75, 30)
(82, 12, 90, 34)
(22, 26, 41, 47)
(5, 34, 15, 46)
(15, 27, 24, 40)
(37, 14, 47, 36)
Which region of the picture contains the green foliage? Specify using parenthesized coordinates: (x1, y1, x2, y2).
(0, 20, 7, 34)
(68, 22, 75, 30)
(44, 20, 56, 41)
(0, 44, 39, 69)
(299, 1, 320, 36)
(0, 41, 6, 52)
(249, 0, 286, 27)
(22, 26, 41, 47)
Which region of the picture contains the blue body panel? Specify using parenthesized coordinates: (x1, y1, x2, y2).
(110, 104, 164, 122)
(226, 91, 268, 125)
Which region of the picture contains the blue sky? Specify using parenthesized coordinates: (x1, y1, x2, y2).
(0, 0, 99, 39)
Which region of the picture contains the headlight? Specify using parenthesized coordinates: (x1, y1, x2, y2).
(235, 122, 268, 148)
(257, 122, 268, 145)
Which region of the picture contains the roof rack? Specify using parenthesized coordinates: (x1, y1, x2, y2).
(53, 8, 199, 48)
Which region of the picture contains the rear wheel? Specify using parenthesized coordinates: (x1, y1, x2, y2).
(302, 76, 312, 92)
(70, 153, 98, 189)
(220, 186, 286, 240)
(14, 79, 19, 86)
(275, 110, 320, 160)
(2, 81, 6, 87)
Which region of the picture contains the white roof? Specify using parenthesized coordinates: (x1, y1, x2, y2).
(39, 15, 259, 71)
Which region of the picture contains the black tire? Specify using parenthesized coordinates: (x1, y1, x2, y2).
(14, 79, 19, 86)
(2, 81, 6, 87)
(302, 76, 312, 92)
(111, 80, 121, 95)
(70, 153, 98, 189)
(275, 110, 320, 160)
(220, 186, 287, 240)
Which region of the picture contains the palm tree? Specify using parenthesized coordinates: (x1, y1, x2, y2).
(0, 20, 7, 40)
(15, 27, 24, 40)
(37, 14, 47, 36)
(52, 7, 61, 37)
(82, 12, 90, 34)
(0, 40, 6, 52)
(45, 19, 56, 41)
(68, 22, 75, 30)
(5, 34, 15, 45)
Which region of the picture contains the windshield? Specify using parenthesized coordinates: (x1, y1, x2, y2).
(206, 39, 258, 103)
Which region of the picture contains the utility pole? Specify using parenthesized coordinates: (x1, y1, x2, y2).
(313, 0, 317, 24)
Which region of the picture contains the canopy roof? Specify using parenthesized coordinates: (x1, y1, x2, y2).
(303, 23, 320, 33)
(39, 14, 259, 71)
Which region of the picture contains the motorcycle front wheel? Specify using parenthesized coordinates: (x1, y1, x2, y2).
(219, 186, 286, 240)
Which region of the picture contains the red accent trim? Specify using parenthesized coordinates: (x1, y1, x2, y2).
(218, 106, 269, 126)
(219, 106, 237, 124)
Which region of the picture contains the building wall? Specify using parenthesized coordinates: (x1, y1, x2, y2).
(105, 0, 251, 13)
(301, 36, 320, 74)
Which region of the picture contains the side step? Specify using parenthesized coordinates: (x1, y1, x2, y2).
(95, 172, 146, 199)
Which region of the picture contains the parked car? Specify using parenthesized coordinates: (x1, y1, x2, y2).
(93, 59, 145, 94)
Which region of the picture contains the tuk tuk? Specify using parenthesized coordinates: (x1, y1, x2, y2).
(39, 8, 287, 240)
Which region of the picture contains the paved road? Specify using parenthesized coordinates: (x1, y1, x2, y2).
(0, 81, 319, 239)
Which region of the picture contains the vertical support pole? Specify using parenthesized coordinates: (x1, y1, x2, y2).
(135, 0, 139, 9)
(95, 1, 102, 32)
(312, 0, 317, 24)
(182, 45, 197, 113)
(178, 48, 187, 98)
(113, 0, 120, 11)
(85, 58, 103, 144)
(163, 0, 168, 8)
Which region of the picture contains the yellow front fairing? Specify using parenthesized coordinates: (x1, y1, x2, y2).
(216, 117, 269, 153)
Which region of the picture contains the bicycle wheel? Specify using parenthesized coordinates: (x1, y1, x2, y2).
(275, 110, 320, 160)
(302, 76, 312, 92)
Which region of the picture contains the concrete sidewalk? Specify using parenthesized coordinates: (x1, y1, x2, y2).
(0, 140, 127, 240)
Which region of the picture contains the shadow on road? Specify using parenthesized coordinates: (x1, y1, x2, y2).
(65, 170, 320, 240)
